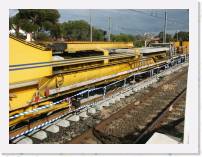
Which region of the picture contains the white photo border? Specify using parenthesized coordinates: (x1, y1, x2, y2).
(0, 0, 199, 154)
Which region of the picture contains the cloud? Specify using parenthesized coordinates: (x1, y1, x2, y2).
(9, 9, 189, 35)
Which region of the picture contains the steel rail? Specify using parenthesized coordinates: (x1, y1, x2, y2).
(9, 53, 136, 70)
(9, 58, 186, 119)
(68, 70, 188, 144)
(9, 61, 187, 141)
(133, 88, 187, 144)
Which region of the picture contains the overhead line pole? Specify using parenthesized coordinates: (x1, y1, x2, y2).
(90, 10, 93, 42)
(163, 10, 167, 43)
(108, 16, 111, 41)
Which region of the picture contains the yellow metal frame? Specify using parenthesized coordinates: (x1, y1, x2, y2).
(9, 36, 169, 127)
(64, 41, 134, 52)
(9, 37, 52, 84)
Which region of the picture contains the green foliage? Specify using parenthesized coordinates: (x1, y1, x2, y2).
(133, 35, 145, 47)
(157, 32, 173, 42)
(111, 34, 145, 47)
(61, 20, 107, 41)
(111, 34, 134, 42)
(10, 9, 60, 38)
(35, 32, 50, 41)
(10, 9, 187, 47)
(49, 23, 62, 39)
(61, 20, 90, 41)
(93, 29, 105, 41)
(173, 31, 189, 41)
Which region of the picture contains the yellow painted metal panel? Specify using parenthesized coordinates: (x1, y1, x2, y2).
(9, 37, 53, 84)
(10, 67, 52, 84)
(10, 59, 154, 111)
(174, 41, 180, 47)
(42, 59, 154, 94)
(182, 41, 189, 48)
(10, 86, 37, 111)
(10, 38, 52, 65)
(65, 41, 134, 52)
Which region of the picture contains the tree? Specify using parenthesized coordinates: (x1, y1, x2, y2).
(157, 32, 173, 42)
(9, 9, 60, 39)
(49, 23, 62, 39)
(111, 33, 134, 42)
(61, 20, 91, 41)
(110, 33, 145, 47)
(173, 31, 189, 41)
(92, 28, 105, 41)
(133, 35, 145, 47)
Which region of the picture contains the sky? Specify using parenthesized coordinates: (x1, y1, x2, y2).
(9, 9, 189, 35)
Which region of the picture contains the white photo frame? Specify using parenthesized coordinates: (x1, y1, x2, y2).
(0, 0, 199, 154)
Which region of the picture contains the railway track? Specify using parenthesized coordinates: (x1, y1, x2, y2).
(10, 62, 188, 144)
(69, 67, 187, 144)
(134, 89, 186, 144)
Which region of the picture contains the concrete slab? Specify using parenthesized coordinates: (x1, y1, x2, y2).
(94, 104, 103, 111)
(67, 115, 80, 122)
(45, 124, 60, 133)
(128, 90, 133, 94)
(79, 111, 88, 118)
(108, 99, 115, 104)
(27, 129, 40, 136)
(41, 123, 51, 130)
(119, 94, 125, 99)
(124, 92, 131, 97)
(16, 137, 33, 144)
(56, 119, 70, 128)
(138, 85, 143, 89)
(88, 107, 96, 114)
(146, 132, 180, 144)
(31, 130, 47, 140)
(130, 80, 136, 84)
(12, 135, 26, 144)
(115, 96, 121, 102)
(102, 101, 112, 107)
(144, 85, 148, 88)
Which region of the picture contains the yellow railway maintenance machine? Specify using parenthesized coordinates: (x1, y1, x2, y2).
(9, 35, 172, 127)
(173, 41, 189, 55)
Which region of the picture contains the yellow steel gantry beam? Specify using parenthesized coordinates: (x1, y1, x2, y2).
(64, 41, 134, 52)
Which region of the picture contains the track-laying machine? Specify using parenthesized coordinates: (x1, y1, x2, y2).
(9, 35, 188, 128)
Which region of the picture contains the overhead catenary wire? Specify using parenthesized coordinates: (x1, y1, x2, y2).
(128, 9, 186, 26)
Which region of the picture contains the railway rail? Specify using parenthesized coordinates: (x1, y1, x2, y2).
(134, 89, 186, 144)
(10, 52, 137, 71)
(69, 65, 188, 144)
(10, 61, 188, 144)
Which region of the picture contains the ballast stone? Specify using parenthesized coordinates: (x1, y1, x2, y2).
(31, 130, 47, 140)
(45, 124, 59, 133)
(56, 119, 70, 128)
